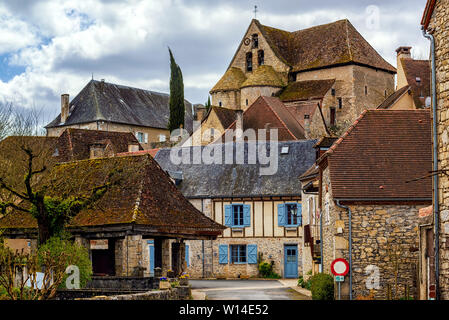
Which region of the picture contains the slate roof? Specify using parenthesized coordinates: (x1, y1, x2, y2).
(0, 154, 225, 238)
(377, 85, 412, 109)
(224, 96, 305, 140)
(210, 67, 247, 93)
(401, 58, 431, 108)
(321, 110, 432, 200)
(55, 128, 143, 162)
(240, 65, 285, 88)
(154, 140, 317, 198)
(279, 79, 335, 102)
(256, 19, 396, 73)
(46, 80, 194, 133)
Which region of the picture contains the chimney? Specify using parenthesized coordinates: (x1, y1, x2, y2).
(61, 94, 69, 123)
(396, 46, 412, 60)
(235, 109, 243, 142)
(396, 46, 412, 89)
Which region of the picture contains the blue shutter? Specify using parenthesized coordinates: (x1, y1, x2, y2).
(247, 244, 257, 264)
(185, 245, 190, 267)
(224, 205, 233, 226)
(297, 203, 302, 226)
(219, 245, 228, 264)
(243, 204, 251, 227)
(278, 204, 286, 226)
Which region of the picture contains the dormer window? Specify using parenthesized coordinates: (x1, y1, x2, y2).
(252, 34, 258, 49)
(257, 50, 264, 66)
(246, 52, 253, 72)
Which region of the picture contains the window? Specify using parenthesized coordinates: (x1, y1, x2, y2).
(324, 193, 330, 224)
(219, 101, 222, 107)
(330, 107, 336, 126)
(277, 203, 302, 227)
(224, 204, 250, 227)
(246, 52, 253, 72)
(230, 245, 247, 263)
(257, 50, 264, 65)
(385, 90, 387, 97)
(365, 86, 368, 95)
(338, 97, 342, 109)
(246, 99, 248, 106)
(331, 88, 336, 96)
(252, 34, 258, 48)
(159, 134, 166, 142)
(136, 132, 144, 143)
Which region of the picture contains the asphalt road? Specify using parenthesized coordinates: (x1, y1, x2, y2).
(190, 279, 311, 300)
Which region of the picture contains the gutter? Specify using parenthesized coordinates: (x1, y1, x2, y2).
(335, 200, 352, 300)
(422, 26, 440, 300)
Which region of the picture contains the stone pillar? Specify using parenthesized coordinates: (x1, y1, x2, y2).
(171, 241, 186, 276)
(162, 239, 171, 276)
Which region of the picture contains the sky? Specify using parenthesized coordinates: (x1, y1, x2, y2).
(0, 0, 430, 125)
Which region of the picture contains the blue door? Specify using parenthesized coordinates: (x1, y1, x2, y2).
(148, 240, 154, 276)
(284, 245, 298, 278)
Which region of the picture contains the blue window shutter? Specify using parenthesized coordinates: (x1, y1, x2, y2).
(278, 204, 286, 226)
(247, 244, 257, 264)
(243, 204, 251, 226)
(297, 204, 302, 226)
(185, 245, 190, 267)
(219, 245, 228, 264)
(224, 205, 232, 226)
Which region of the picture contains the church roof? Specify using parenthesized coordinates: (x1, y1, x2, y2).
(256, 19, 396, 74)
(279, 79, 335, 102)
(210, 67, 247, 93)
(45, 80, 194, 133)
(240, 65, 285, 88)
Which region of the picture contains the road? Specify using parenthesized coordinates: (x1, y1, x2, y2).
(190, 279, 311, 300)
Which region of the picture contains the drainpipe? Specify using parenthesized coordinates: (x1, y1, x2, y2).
(422, 26, 440, 300)
(201, 199, 205, 278)
(335, 200, 352, 300)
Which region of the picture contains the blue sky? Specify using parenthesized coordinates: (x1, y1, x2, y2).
(0, 0, 430, 125)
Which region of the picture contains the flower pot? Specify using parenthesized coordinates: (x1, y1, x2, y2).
(180, 278, 189, 286)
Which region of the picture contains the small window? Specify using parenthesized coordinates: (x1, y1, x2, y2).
(246, 99, 248, 106)
(52, 148, 59, 157)
(246, 52, 253, 72)
(251, 34, 258, 49)
(365, 86, 368, 95)
(385, 90, 387, 97)
(136, 132, 144, 143)
(304, 114, 310, 119)
(286, 203, 299, 226)
(331, 88, 336, 96)
(338, 97, 342, 109)
(230, 245, 247, 263)
(232, 204, 244, 226)
(330, 107, 336, 126)
(219, 101, 222, 107)
(257, 50, 264, 65)
(159, 134, 166, 142)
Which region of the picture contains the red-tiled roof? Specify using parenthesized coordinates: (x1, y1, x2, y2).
(116, 149, 160, 158)
(421, 0, 436, 29)
(321, 110, 432, 200)
(284, 101, 319, 130)
(401, 58, 431, 108)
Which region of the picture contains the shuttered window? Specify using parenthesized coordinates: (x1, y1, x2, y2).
(278, 203, 302, 227)
(224, 204, 251, 227)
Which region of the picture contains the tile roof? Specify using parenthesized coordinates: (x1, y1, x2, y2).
(240, 65, 285, 88)
(284, 101, 319, 130)
(210, 67, 247, 93)
(256, 19, 396, 74)
(154, 140, 317, 198)
(279, 79, 335, 102)
(0, 154, 225, 237)
(377, 85, 411, 109)
(224, 96, 305, 140)
(204, 106, 239, 130)
(45, 80, 194, 133)
(321, 110, 432, 200)
(421, 0, 436, 29)
(401, 58, 431, 108)
(55, 128, 143, 162)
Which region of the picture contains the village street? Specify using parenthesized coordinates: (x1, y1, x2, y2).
(190, 280, 311, 300)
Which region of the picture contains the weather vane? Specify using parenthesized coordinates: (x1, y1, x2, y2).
(254, 5, 258, 19)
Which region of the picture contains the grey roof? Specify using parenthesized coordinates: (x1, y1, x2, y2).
(45, 80, 193, 133)
(154, 140, 317, 198)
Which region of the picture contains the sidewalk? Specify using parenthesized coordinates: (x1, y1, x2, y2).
(278, 279, 312, 297)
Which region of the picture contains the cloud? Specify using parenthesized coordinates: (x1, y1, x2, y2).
(0, 0, 430, 126)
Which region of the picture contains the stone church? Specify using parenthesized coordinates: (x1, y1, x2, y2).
(206, 18, 396, 139)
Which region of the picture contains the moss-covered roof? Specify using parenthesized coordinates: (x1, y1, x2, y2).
(240, 65, 285, 88)
(210, 67, 247, 93)
(279, 79, 335, 102)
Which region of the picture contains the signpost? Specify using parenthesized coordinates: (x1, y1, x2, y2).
(331, 258, 349, 300)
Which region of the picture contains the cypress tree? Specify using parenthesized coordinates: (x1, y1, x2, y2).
(168, 48, 185, 132)
(205, 96, 211, 111)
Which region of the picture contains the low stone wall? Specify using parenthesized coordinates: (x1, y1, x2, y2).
(79, 286, 191, 300)
(85, 276, 159, 290)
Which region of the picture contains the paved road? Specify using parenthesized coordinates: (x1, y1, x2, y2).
(190, 279, 311, 300)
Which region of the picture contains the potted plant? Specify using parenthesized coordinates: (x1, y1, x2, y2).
(179, 273, 189, 286)
(167, 269, 175, 278)
(159, 277, 171, 290)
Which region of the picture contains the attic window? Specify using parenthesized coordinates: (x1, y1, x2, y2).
(257, 50, 264, 66)
(304, 114, 310, 119)
(246, 52, 253, 72)
(281, 146, 289, 154)
(252, 34, 258, 49)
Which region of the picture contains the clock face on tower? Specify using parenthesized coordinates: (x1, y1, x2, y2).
(243, 38, 251, 46)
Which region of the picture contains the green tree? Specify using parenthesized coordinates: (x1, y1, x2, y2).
(167, 48, 185, 132)
(205, 96, 211, 111)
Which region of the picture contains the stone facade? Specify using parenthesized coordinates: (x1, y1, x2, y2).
(320, 166, 425, 299)
(211, 91, 241, 110)
(427, 0, 449, 300)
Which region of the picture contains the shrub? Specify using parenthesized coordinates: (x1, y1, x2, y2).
(38, 236, 92, 289)
(310, 273, 334, 300)
(258, 262, 272, 278)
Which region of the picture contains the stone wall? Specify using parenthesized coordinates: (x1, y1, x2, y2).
(429, 0, 449, 300)
(74, 286, 191, 300)
(211, 90, 240, 110)
(300, 188, 320, 279)
(240, 86, 282, 110)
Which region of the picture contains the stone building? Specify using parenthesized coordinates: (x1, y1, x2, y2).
(206, 19, 396, 139)
(153, 140, 317, 278)
(377, 47, 431, 110)
(0, 154, 224, 277)
(45, 79, 194, 149)
(316, 110, 431, 299)
(421, 0, 449, 300)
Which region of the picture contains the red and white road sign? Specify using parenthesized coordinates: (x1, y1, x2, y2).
(331, 258, 349, 276)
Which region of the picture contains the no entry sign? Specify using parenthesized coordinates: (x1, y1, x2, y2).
(331, 258, 349, 276)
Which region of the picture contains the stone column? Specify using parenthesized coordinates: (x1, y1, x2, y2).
(162, 239, 171, 276)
